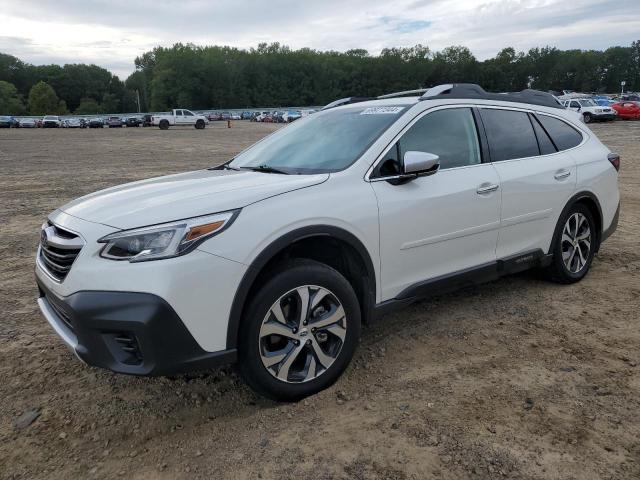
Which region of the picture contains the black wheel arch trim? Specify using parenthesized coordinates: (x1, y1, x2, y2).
(551, 191, 604, 254)
(226, 225, 377, 349)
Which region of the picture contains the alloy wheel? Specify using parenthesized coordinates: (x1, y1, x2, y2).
(259, 285, 347, 383)
(561, 212, 592, 273)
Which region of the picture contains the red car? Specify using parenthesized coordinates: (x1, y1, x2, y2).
(612, 101, 640, 120)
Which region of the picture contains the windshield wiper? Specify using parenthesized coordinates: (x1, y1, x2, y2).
(240, 165, 289, 175)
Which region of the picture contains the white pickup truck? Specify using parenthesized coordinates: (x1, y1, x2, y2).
(152, 109, 209, 130)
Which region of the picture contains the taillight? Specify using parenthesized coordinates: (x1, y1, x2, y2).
(608, 153, 620, 172)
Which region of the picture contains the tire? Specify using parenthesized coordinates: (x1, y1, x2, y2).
(238, 259, 361, 401)
(545, 203, 597, 284)
(195, 119, 205, 129)
(159, 120, 169, 130)
(582, 113, 592, 123)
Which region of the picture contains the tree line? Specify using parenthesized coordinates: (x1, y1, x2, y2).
(1, 41, 639, 115)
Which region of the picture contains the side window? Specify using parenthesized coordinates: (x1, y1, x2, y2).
(480, 109, 539, 161)
(398, 108, 481, 170)
(536, 115, 583, 151)
(569, 101, 580, 109)
(175, 110, 183, 116)
(529, 114, 557, 155)
(184, 110, 194, 116)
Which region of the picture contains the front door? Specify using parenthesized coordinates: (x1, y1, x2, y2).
(370, 107, 502, 300)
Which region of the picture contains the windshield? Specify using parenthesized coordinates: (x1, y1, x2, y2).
(578, 100, 595, 107)
(229, 105, 406, 173)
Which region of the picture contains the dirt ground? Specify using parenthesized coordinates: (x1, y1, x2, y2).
(0, 120, 638, 480)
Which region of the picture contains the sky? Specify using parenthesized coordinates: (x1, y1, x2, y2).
(0, 0, 638, 80)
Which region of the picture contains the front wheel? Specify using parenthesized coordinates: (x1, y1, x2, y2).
(238, 260, 361, 401)
(195, 119, 205, 129)
(546, 203, 596, 284)
(582, 113, 592, 123)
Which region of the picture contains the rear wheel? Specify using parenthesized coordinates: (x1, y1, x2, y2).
(159, 120, 169, 130)
(546, 203, 596, 284)
(238, 259, 361, 401)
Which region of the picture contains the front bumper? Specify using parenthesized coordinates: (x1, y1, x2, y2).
(593, 113, 616, 120)
(37, 278, 237, 375)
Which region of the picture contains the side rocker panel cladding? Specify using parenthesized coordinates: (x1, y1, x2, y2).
(225, 225, 377, 349)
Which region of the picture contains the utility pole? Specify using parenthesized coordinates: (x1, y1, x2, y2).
(136, 89, 141, 113)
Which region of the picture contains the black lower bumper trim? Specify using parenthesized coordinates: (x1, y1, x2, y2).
(36, 279, 236, 376)
(601, 202, 619, 244)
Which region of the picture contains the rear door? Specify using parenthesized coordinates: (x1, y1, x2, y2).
(480, 108, 579, 258)
(370, 106, 502, 300)
(175, 109, 189, 125)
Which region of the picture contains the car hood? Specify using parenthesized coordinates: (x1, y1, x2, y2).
(60, 169, 329, 229)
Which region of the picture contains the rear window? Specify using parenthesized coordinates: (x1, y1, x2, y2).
(536, 115, 583, 151)
(480, 109, 539, 161)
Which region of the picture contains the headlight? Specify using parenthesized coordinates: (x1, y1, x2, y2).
(98, 210, 239, 262)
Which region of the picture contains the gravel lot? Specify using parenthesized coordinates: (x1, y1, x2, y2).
(0, 120, 638, 480)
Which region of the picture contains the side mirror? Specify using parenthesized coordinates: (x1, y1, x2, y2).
(403, 151, 440, 175)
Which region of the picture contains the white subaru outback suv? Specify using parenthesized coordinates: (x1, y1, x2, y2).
(36, 84, 620, 400)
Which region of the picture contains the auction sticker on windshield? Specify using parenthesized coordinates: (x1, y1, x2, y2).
(360, 107, 404, 115)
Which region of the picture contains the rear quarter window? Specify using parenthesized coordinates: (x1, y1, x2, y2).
(536, 115, 583, 151)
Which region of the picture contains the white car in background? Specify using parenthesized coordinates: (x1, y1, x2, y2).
(152, 109, 209, 130)
(42, 116, 62, 128)
(35, 84, 619, 400)
(562, 98, 616, 123)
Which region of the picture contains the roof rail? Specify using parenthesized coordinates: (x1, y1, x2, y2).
(377, 88, 428, 99)
(321, 97, 373, 110)
(420, 83, 563, 109)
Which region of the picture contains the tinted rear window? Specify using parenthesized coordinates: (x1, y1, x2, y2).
(481, 109, 539, 161)
(536, 115, 583, 151)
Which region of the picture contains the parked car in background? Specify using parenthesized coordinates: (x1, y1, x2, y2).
(18, 118, 37, 128)
(241, 111, 253, 120)
(152, 109, 208, 130)
(207, 113, 222, 121)
(561, 99, 616, 123)
(107, 116, 123, 128)
(125, 116, 142, 127)
(230, 113, 241, 120)
(219, 112, 232, 121)
(142, 114, 153, 127)
(42, 116, 62, 128)
(283, 110, 302, 122)
(88, 117, 104, 128)
(612, 101, 640, 120)
(621, 94, 640, 102)
(0, 116, 12, 128)
(591, 96, 615, 107)
(64, 118, 86, 128)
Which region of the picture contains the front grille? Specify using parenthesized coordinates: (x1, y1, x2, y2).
(38, 222, 83, 282)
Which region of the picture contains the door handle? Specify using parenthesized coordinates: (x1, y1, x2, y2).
(554, 170, 571, 180)
(476, 183, 499, 195)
